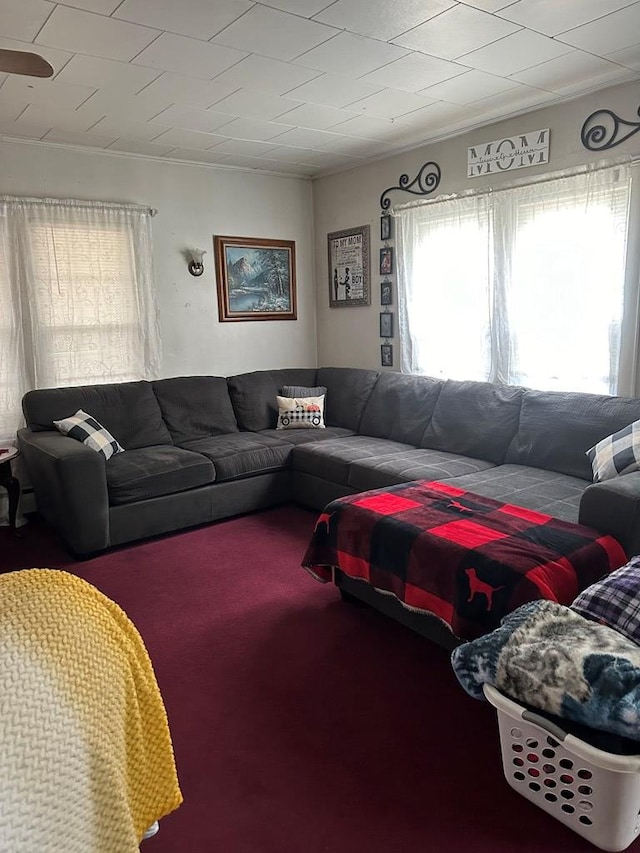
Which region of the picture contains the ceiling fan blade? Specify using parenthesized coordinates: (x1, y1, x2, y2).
(0, 49, 54, 78)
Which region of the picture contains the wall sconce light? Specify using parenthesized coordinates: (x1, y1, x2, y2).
(187, 248, 206, 277)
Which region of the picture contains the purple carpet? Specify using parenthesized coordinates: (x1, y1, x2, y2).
(0, 507, 635, 853)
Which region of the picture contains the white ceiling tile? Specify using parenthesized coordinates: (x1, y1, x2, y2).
(393, 5, 520, 60)
(114, 0, 252, 41)
(134, 73, 240, 110)
(209, 89, 302, 120)
(148, 127, 227, 149)
(294, 31, 408, 76)
(496, 0, 634, 38)
(330, 113, 407, 139)
(0, 0, 55, 42)
(460, 29, 572, 75)
(77, 90, 172, 122)
(469, 84, 552, 117)
(421, 69, 521, 103)
(16, 103, 97, 131)
(273, 102, 357, 129)
(54, 55, 161, 94)
(149, 105, 235, 133)
(556, 4, 640, 55)
(88, 115, 167, 141)
(459, 0, 517, 9)
(0, 37, 73, 77)
(607, 44, 640, 70)
(54, 0, 123, 12)
(133, 32, 247, 79)
(106, 137, 177, 156)
(265, 126, 347, 147)
(258, 0, 336, 15)
(36, 5, 160, 62)
(0, 99, 24, 122)
(162, 147, 231, 164)
(319, 133, 387, 155)
(211, 138, 281, 156)
(284, 74, 382, 108)
(212, 6, 338, 62)
(347, 88, 437, 119)
(213, 116, 294, 140)
(301, 150, 359, 168)
(42, 128, 117, 147)
(394, 99, 480, 130)
(263, 145, 321, 163)
(0, 118, 50, 139)
(511, 50, 631, 92)
(360, 53, 467, 92)
(314, 0, 455, 41)
(0, 77, 96, 109)
(212, 55, 320, 95)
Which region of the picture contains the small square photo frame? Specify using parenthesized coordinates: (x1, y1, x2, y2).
(379, 246, 393, 275)
(380, 215, 391, 241)
(381, 343, 393, 367)
(380, 280, 392, 305)
(380, 311, 394, 338)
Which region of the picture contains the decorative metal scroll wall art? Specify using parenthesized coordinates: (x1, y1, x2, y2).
(377, 161, 441, 367)
(379, 160, 442, 211)
(581, 105, 640, 152)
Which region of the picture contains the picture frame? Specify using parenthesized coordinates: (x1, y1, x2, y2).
(380, 280, 393, 306)
(380, 214, 391, 241)
(379, 246, 393, 276)
(214, 235, 297, 322)
(381, 343, 393, 367)
(327, 225, 370, 307)
(380, 311, 394, 338)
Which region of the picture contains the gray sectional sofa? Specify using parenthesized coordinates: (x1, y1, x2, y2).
(17, 367, 640, 564)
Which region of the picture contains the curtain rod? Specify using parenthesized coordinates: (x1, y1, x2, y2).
(391, 155, 640, 214)
(0, 195, 157, 216)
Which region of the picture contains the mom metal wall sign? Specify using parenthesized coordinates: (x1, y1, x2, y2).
(467, 128, 550, 178)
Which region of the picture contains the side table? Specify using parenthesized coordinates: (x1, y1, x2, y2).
(0, 446, 21, 536)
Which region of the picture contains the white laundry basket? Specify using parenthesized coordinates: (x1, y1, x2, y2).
(484, 684, 640, 852)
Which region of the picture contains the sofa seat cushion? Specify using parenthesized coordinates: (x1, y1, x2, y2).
(348, 449, 495, 492)
(106, 446, 214, 506)
(259, 426, 355, 445)
(292, 436, 412, 486)
(435, 464, 589, 523)
(181, 433, 293, 482)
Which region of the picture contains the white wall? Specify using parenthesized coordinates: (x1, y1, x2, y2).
(0, 140, 317, 378)
(313, 78, 640, 371)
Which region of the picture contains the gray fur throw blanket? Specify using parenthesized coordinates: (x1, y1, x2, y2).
(451, 599, 640, 741)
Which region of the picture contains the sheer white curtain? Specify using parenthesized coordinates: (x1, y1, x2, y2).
(0, 197, 161, 443)
(396, 165, 635, 395)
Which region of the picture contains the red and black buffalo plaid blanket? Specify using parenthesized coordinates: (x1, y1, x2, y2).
(302, 480, 627, 641)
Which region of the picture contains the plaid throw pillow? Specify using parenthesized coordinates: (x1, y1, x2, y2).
(276, 395, 325, 430)
(280, 385, 327, 399)
(53, 409, 124, 460)
(586, 419, 640, 482)
(572, 557, 640, 644)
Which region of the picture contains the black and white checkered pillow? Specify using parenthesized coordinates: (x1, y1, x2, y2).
(586, 418, 640, 482)
(53, 409, 124, 460)
(276, 395, 325, 430)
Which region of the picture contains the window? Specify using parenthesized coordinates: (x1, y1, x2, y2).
(396, 166, 633, 395)
(0, 198, 160, 442)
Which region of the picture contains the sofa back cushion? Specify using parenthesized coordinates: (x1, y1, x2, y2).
(421, 379, 523, 463)
(359, 373, 443, 445)
(152, 376, 238, 444)
(22, 380, 172, 449)
(227, 369, 318, 431)
(316, 367, 380, 431)
(505, 389, 640, 479)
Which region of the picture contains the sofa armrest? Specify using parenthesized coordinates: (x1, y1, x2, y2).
(579, 472, 640, 558)
(17, 428, 110, 555)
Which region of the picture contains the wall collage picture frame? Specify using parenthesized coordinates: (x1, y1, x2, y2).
(379, 213, 394, 368)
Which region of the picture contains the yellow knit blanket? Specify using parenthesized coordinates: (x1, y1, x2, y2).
(0, 569, 183, 852)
